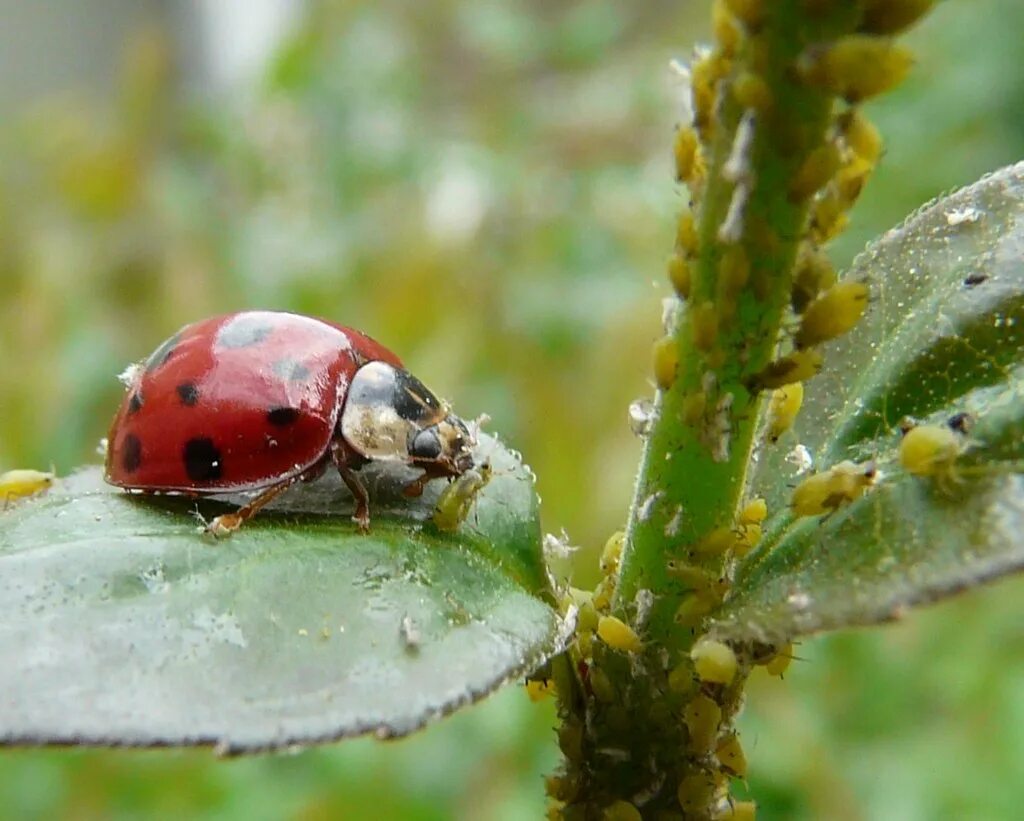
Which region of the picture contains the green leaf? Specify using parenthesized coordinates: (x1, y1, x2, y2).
(0, 434, 563, 752)
(712, 162, 1024, 644)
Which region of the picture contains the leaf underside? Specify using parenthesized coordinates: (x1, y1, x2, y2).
(712, 162, 1024, 645)
(0, 434, 562, 753)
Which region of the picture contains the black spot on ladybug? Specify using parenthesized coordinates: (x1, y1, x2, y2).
(176, 382, 200, 406)
(271, 358, 311, 382)
(963, 273, 988, 287)
(128, 392, 144, 414)
(216, 315, 276, 350)
(121, 434, 143, 473)
(267, 407, 301, 426)
(145, 333, 181, 373)
(183, 437, 223, 482)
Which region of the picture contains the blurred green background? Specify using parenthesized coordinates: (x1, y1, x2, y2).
(1, 1, 1023, 818)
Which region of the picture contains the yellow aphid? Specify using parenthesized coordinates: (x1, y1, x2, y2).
(674, 126, 702, 186)
(691, 639, 738, 685)
(667, 560, 712, 589)
(862, 0, 936, 35)
(668, 660, 697, 694)
(432, 462, 492, 531)
(677, 210, 700, 255)
(545, 773, 578, 803)
(749, 349, 823, 391)
(712, 0, 742, 56)
(799, 35, 915, 102)
(669, 253, 692, 299)
(719, 246, 750, 297)
(716, 733, 748, 777)
(839, 108, 884, 164)
(675, 593, 717, 627)
(603, 800, 643, 821)
(653, 335, 679, 390)
(558, 721, 584, 762)
(684, 693, 723, 752)
(764, 644, 794, 677)
(682, 391, 707, 426)
(795, 281, 870, 348)
(835, 154, 874, 206)
(788, 142, 841, 203)
(1, 469, 55, 507)
(768, 382, 804, 443)
(790, 459, 876, 517)
(899, 424, 963, 477)
(739, 497, 768, 524)
(692, 301, 719, 351)
(592, 576, 615, 611)
(791, 245, 837, 313)
(810, 187, 849, 243)
(526, 679, 556, 702)
(723, 0, 765, 28)
(718, 800, 757, 820)
(677, 773, 716, 814)
(600, 531, 625, 576)
(732, 523, 762, 557)
(694, 525, 737, 555)
(691, 51, 731, 135)
(597, 615, 643, 654)
(733, 71, 773, 111)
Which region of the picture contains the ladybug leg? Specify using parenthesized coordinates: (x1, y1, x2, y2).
(206, 477, 299, 538)
(330, 439, 371, 532)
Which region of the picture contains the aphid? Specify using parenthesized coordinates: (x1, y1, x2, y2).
(602, 800, 642, 821)
(718, 800, 757, 820)
(723, 0, 765, 28)
(675, 593, 718, 627)
(719, 246, 750, 297)
(794, 281, 870, 348)
(668, 253, 692, 299)
(835, 155, 874, 206)
(791, 245, 837, 313)
(764, 643, 794, 677)
(899, 424, 964, 482)
(809, 186, 849, 243)
(692, 301, 720, 351)
(432, 461, 493, 532)
(105, 311, 476, 535)
(788, 142, 841, 203)
(732, 523, 762, 556)
(767, 382, 804, 443)
(716, 733, 748, 777)
(597, 615, 643, 654)
(677, 773, 716, 814)
(653, 335, 680, 390)
(790, 459, 877, 517)
(0, 469, 55, 508)
(684, 693, 723, 752)
(600, 531, 626, 576)
(748, 349, 823, 391)
(738, 496, 767, 524)
(733, 71, 773, 111)
(861, 0, 936, 35)
(691, 638, 738, 684)
(674, 125, 703, 186)
(712, 0, 742, 56)
(838, 108, 883, 164)
(798, 35, 915, 103)
(525, 678, 557, 702)
(676, 210, 701, 255)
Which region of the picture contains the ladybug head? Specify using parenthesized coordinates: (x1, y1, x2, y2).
(339, 361, 475, 476)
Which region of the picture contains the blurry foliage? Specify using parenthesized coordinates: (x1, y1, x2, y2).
(1, 1, 1023, 819)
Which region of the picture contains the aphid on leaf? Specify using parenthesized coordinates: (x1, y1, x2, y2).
(691, 638, 738, 684)
(105, 311, 476, 535)
(597, 615, 643, 654)
(790, 459, 877, 517)
(898, 422, 966, 489)
(767, 382, 804, 443)
(794, 281, 870, 348)
(0, 469, 55, 508)
(432, 461, 493, 532)
(748, 349, 823, 392)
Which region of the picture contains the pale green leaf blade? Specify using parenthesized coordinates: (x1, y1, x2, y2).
(0, 434, 563, 752)
(712, 162, 1024, 644)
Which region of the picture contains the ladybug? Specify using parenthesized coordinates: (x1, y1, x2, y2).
(104, 310, 475, 534)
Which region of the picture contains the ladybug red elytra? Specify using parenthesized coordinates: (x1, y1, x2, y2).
(104, 310, 475, 534)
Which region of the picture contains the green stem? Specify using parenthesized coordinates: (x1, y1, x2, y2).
(615, 1, 860, 650)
